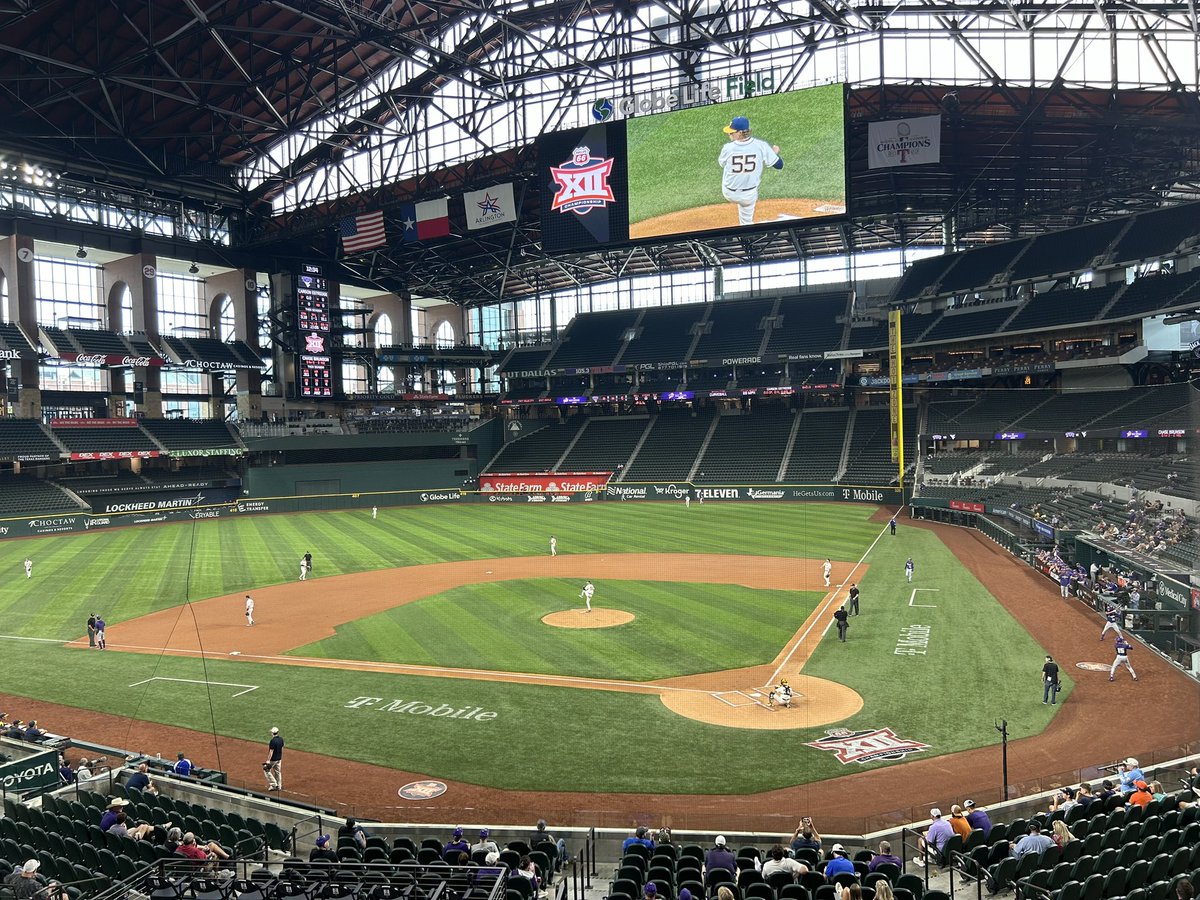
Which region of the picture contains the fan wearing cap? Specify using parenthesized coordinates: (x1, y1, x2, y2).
(264, 726, 284, 791)
(962, 800, 992, 836)
(471, 828, 499, 856)
(3, 860, 44, 900)
(824, 844, 855, 878)
(717, 115, 783, 227)
(1118, 757, 1145, 793)
(621, 826, 655, 853)
(99, 797, 131, 832)
(912, 808, 953, 867)
(310, 834, 339, 863)
(444, 826, 471, 858)
(704, 835, 738, 878)
(1129, 779, 1153, 808)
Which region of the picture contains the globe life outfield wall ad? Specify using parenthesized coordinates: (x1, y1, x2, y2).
(539, 83, 847, 251)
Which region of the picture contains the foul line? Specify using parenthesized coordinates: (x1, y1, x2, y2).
(0, 633, 710, 697)
(128, 676, 259, 698)
(765, 521, 891, 688)
(909, 588, 940, 609)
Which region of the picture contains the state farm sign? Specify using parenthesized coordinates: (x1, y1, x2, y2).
(479, 472, 613, 494)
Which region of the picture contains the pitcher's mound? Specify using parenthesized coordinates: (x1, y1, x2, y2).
(542, 608, 634, 629)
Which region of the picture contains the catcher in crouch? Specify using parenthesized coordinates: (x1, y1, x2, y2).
(768, 679, 793, 709)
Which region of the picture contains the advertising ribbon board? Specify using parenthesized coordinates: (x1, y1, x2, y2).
(479, 472, 614, 493)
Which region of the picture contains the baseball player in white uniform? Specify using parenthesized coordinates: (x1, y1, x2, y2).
(245, 595, 254, 626)
(299, 556, 307, 580)
(23, 557, 32, 578)
(550, 536, 557, 557)
(822, 559, 832, 587)
(580, 580, 594, 612)
(372, 506, 377, 520)
(718, 116, 783, 226)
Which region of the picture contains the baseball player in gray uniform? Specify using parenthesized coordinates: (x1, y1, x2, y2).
(718, 116, 783, 226)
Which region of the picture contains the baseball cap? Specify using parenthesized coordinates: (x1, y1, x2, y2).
(930, 808, 942, 817)
(480, 829, 490, 839)
(454, 827, 464, 838)
(1134, 780, 1148, 789)
(963, 800, 976, 809)
(271, 727, 279, 734)
(1126, 758, 1138, 767)
(831, 844, 847, 855)
(316, 835, 330, 848)
(22, 861, 39, 874)
(715, 835, 726, 846)
(645, 885, 657, 896)
(723, 116, 751, 134)
(680, 891, 693, 900)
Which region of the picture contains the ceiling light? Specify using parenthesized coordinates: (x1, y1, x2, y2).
(76, 247, 87, 259)
(188, 262, 199, 274)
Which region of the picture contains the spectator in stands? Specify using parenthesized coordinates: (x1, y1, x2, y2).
(790, 818, 822, 855)
(22, 720, 44, 742)
(622, 826, 655, 853)
(823, 844, 854, 879)
(75, 758, 93, 781)
(874, 883, 895, 900)
(517, 856, 540, 896)
(444, 826, 470, 858)
(173, 752, 194, 778)
(1149, 780, 1167, 801)
(762, 845, 807, 879)
(948, 805, 972, 841)
(717, 887, 735, 900)
(126, 761, 153, 793)
(1129, 780, 1153, 808)
(1177, 878, 1195, 900)
(3, 719, 22, 739)
(868, 842, 902, 872)
(963, 800, 991, 836)
(472, 829, 499, 856)
(176, 832, 212, 863)
(1009, 822, 1054, 858)
(4, 860, 44, 900)
(530, 819, 568, 869)
(1074, 783, 1095, 809)
(1047, 787, 1077, 815)
(99, 797, 130, 831)
(839, 885, 862, 900)
(57, 755, 75, 785)
(340, 818, 369, 850)
(310, 835, 338, 863)
(1095, 780, 1119, 801)
(107, 810, 156, 841)
(1050, 821, 1075, 848)
(705, 836, 739, 877)
(913, 809, 953, 867)
(1119, 758, 1145, 793)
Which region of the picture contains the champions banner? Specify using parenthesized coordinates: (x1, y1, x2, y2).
(868, 115, 941, 169)
(479, 472, 614, 494)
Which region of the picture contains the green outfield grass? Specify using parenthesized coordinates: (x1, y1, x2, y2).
(0, 501, 1064, 795)
(627, 83, 845, 223)
(291, 579, 820, 680)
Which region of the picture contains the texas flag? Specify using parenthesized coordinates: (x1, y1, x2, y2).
(399, 199, 451, 241)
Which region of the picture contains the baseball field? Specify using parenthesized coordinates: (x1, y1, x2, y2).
(626, 84, 846, 238)
(0, 498, 1191, 829)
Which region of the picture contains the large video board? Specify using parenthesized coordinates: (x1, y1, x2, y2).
(540, 84, 846, 251)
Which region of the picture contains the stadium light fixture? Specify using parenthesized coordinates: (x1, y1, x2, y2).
(75, 246, 87, 259)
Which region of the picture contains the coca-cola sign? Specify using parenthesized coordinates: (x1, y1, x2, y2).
(60, 351, 164, 368)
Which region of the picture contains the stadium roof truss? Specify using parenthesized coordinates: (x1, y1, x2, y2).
(0, 0, 1198, 301)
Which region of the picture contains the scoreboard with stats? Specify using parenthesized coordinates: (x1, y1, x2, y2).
(290, 263, 339, 399)
(298, 354, 333, 398)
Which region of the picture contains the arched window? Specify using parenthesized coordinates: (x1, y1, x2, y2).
(374, 313, 393, 347)
(217, 295, 235, 341)
(434, 320, 455, 348)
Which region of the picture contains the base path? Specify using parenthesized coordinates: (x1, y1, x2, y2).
(82, 552, 864, 729)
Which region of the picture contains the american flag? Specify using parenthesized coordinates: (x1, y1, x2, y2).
(339, 210, 387, 254)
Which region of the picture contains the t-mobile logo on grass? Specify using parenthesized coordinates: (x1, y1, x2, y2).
(345, 697, 498, 721)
